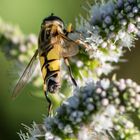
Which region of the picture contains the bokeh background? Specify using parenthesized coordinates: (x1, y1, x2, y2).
(0, 0, 140, 140)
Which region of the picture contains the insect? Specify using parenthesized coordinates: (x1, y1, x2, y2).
(12, 14, 89, 115)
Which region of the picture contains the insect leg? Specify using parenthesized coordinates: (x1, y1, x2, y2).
(75, 39, 90, 51)
(43, 84, 52, 116)
(45, 92, 52, 116)
(65, 23, 90, 52)
(64, 58, 77, 87)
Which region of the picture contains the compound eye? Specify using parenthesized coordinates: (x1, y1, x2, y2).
(53, 20, 62, 27)
(59, 24, 62, 28)
(47, 24, 53, 28)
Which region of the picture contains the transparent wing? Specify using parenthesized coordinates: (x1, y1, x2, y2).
(12, 50, 39, 98)
(59, 33, 80, 57)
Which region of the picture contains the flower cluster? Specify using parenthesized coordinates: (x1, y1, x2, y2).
(0, 0, 140, 140)
(19, 78, 140, 140)
(0, 17, 37, 63)
(113, 115, 140, 140)
(1, 0, 140, 87)
(75, 0, 140, 76)
(0, 18, 43, 93)
(18, 122, 47, 140)
(1, 1, 140, 79)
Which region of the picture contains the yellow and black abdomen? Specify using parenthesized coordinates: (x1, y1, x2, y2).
(39, 44, 61, 93)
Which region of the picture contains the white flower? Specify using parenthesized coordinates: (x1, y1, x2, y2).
(126, 79, 133, 86)
(19, 45, 27, 52)
(119, 106, 125, 113)
(110, 44, 116, 50)
(76, 60, 84, 67)
(45, 132, 54, 140)
(96, 88, 102, 94)
(135, 85, 140, 92)
(102, 42, 107, 48)
(93, 114, 113, 133)
(28, 34, 37, 45)
(105, 105, 116, 117)
(125, 121, 134, 129)
(100, 79, 110, 90)
(101, 98, 109, 106)
(67, 96, 80, 109)
(78, 126, 90, 140)
(136, 94, 140, 102)
(64, 125, 73, 134)
(87, 104, 94, 111)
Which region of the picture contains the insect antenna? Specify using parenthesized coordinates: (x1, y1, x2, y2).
(51, 13, 54, 16)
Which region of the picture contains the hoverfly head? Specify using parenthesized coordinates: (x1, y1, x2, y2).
(41, 13, 65, 35)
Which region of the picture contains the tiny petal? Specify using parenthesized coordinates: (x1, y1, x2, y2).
(96, 88, 102, 94)
(136, 16, 140, 22)
(19, 45, 27, 52)
(117, 0, 124, 8)
(77, 61, 84, 67)
(126, 121, 134, 129)
(101, 98, 109, 106)
(67, 97, 80, 109)
(110, 44, 116, 50)
(135, 85, 140, 92)
(87, 104, 94, 111)
(64, 125, 73, 134)
(119, 106, 126, 113)
(100, 79, 110, 90)
(132, 7, 139, 13)
(106, 105, 116, 117)
(128, 23, 136, 33)
(102, 42, 107, 48)
(136, 94, 140, 102)
(104, 16, 112, 25)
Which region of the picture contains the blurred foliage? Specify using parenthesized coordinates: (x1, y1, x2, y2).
(0, 0, 88, 34)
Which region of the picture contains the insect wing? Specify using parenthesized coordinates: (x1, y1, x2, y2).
(60, 33, 80, 57)
(12, 50, 39, 98)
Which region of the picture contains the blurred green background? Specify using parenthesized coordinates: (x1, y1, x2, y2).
(0, 0, 140, 140)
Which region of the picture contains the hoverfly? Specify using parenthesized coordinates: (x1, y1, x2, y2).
(12, 14, 89, 115)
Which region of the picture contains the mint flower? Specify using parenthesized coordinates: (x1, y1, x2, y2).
(19, 78, 140, 139)
(75, 0, 140, 76)
(0, 1, 140, 140)
(0, 18, 37, 62)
